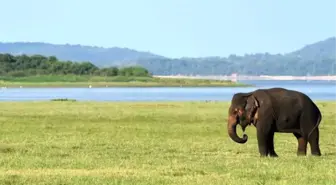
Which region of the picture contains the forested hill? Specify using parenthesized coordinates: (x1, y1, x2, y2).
(132, 37, 335, 76)
(0, 42, 164, 67)
(0, 37, 335, 76)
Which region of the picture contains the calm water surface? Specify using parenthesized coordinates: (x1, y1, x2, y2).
(0, 80, 335, 101)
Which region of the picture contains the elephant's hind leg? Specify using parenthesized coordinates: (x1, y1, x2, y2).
(293, 133, 307, 156)
(299, 111, 321, 156)
(308, 128, 321, 156)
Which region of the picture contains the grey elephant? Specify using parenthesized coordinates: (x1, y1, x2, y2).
(227, 87, 322, 157)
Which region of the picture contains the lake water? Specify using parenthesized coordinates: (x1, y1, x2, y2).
(0, 80, 335, 102)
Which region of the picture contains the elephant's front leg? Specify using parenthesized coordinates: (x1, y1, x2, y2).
(256, 121, 272, 157)
(267, 132, 278, 157)
(256, 128, 269, 157)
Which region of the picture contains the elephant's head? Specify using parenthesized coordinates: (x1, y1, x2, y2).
(227, 92, 259, 144)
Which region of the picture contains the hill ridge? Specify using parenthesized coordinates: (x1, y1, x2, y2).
(0, 37, 335, 75)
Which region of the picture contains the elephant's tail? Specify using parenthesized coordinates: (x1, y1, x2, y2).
(307, 111, 322, 139)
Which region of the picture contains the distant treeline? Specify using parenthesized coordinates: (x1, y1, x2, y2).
(0, 53, 151, 77)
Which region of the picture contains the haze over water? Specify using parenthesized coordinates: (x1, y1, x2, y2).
(1, 80, 335, 102)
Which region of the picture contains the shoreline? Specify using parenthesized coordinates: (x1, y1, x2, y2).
(154, 75, 336, 81)
(0, 80, 251, 88)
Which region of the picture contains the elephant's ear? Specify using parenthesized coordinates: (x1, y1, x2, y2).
(252, 95, 259, 107)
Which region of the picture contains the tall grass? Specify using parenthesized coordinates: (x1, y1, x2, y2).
(0, 101, 334, 184)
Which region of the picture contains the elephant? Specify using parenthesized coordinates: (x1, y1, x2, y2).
(227, 87, 322, 157)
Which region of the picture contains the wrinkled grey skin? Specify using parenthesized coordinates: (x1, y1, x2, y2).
(227, 87, 322, 157)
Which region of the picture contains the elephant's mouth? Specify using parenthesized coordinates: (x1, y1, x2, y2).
(237, 117, 248, 132)
(240, 114, 257, 132)
(240, 119, 254, 132)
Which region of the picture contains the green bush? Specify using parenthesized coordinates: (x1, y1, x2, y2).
(0, 53, 152, 78)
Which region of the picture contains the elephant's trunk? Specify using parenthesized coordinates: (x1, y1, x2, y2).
(227, 115, 248, 144)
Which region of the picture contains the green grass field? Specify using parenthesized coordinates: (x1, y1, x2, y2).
(0, 75, 250, 87)
(0, 101, 335, 185)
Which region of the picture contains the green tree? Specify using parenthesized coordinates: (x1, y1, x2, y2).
(0, 53, 152, 77)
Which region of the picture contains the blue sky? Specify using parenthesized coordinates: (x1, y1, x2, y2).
(0, 0, 335, 58)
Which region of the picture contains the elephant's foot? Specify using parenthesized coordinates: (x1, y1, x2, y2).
(311, 149, 322, 156)
(269, 152, 278, 157)
(259, 154, 268, 158)
(312, 153, 321, 156)
(297, 152, 306, 156)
